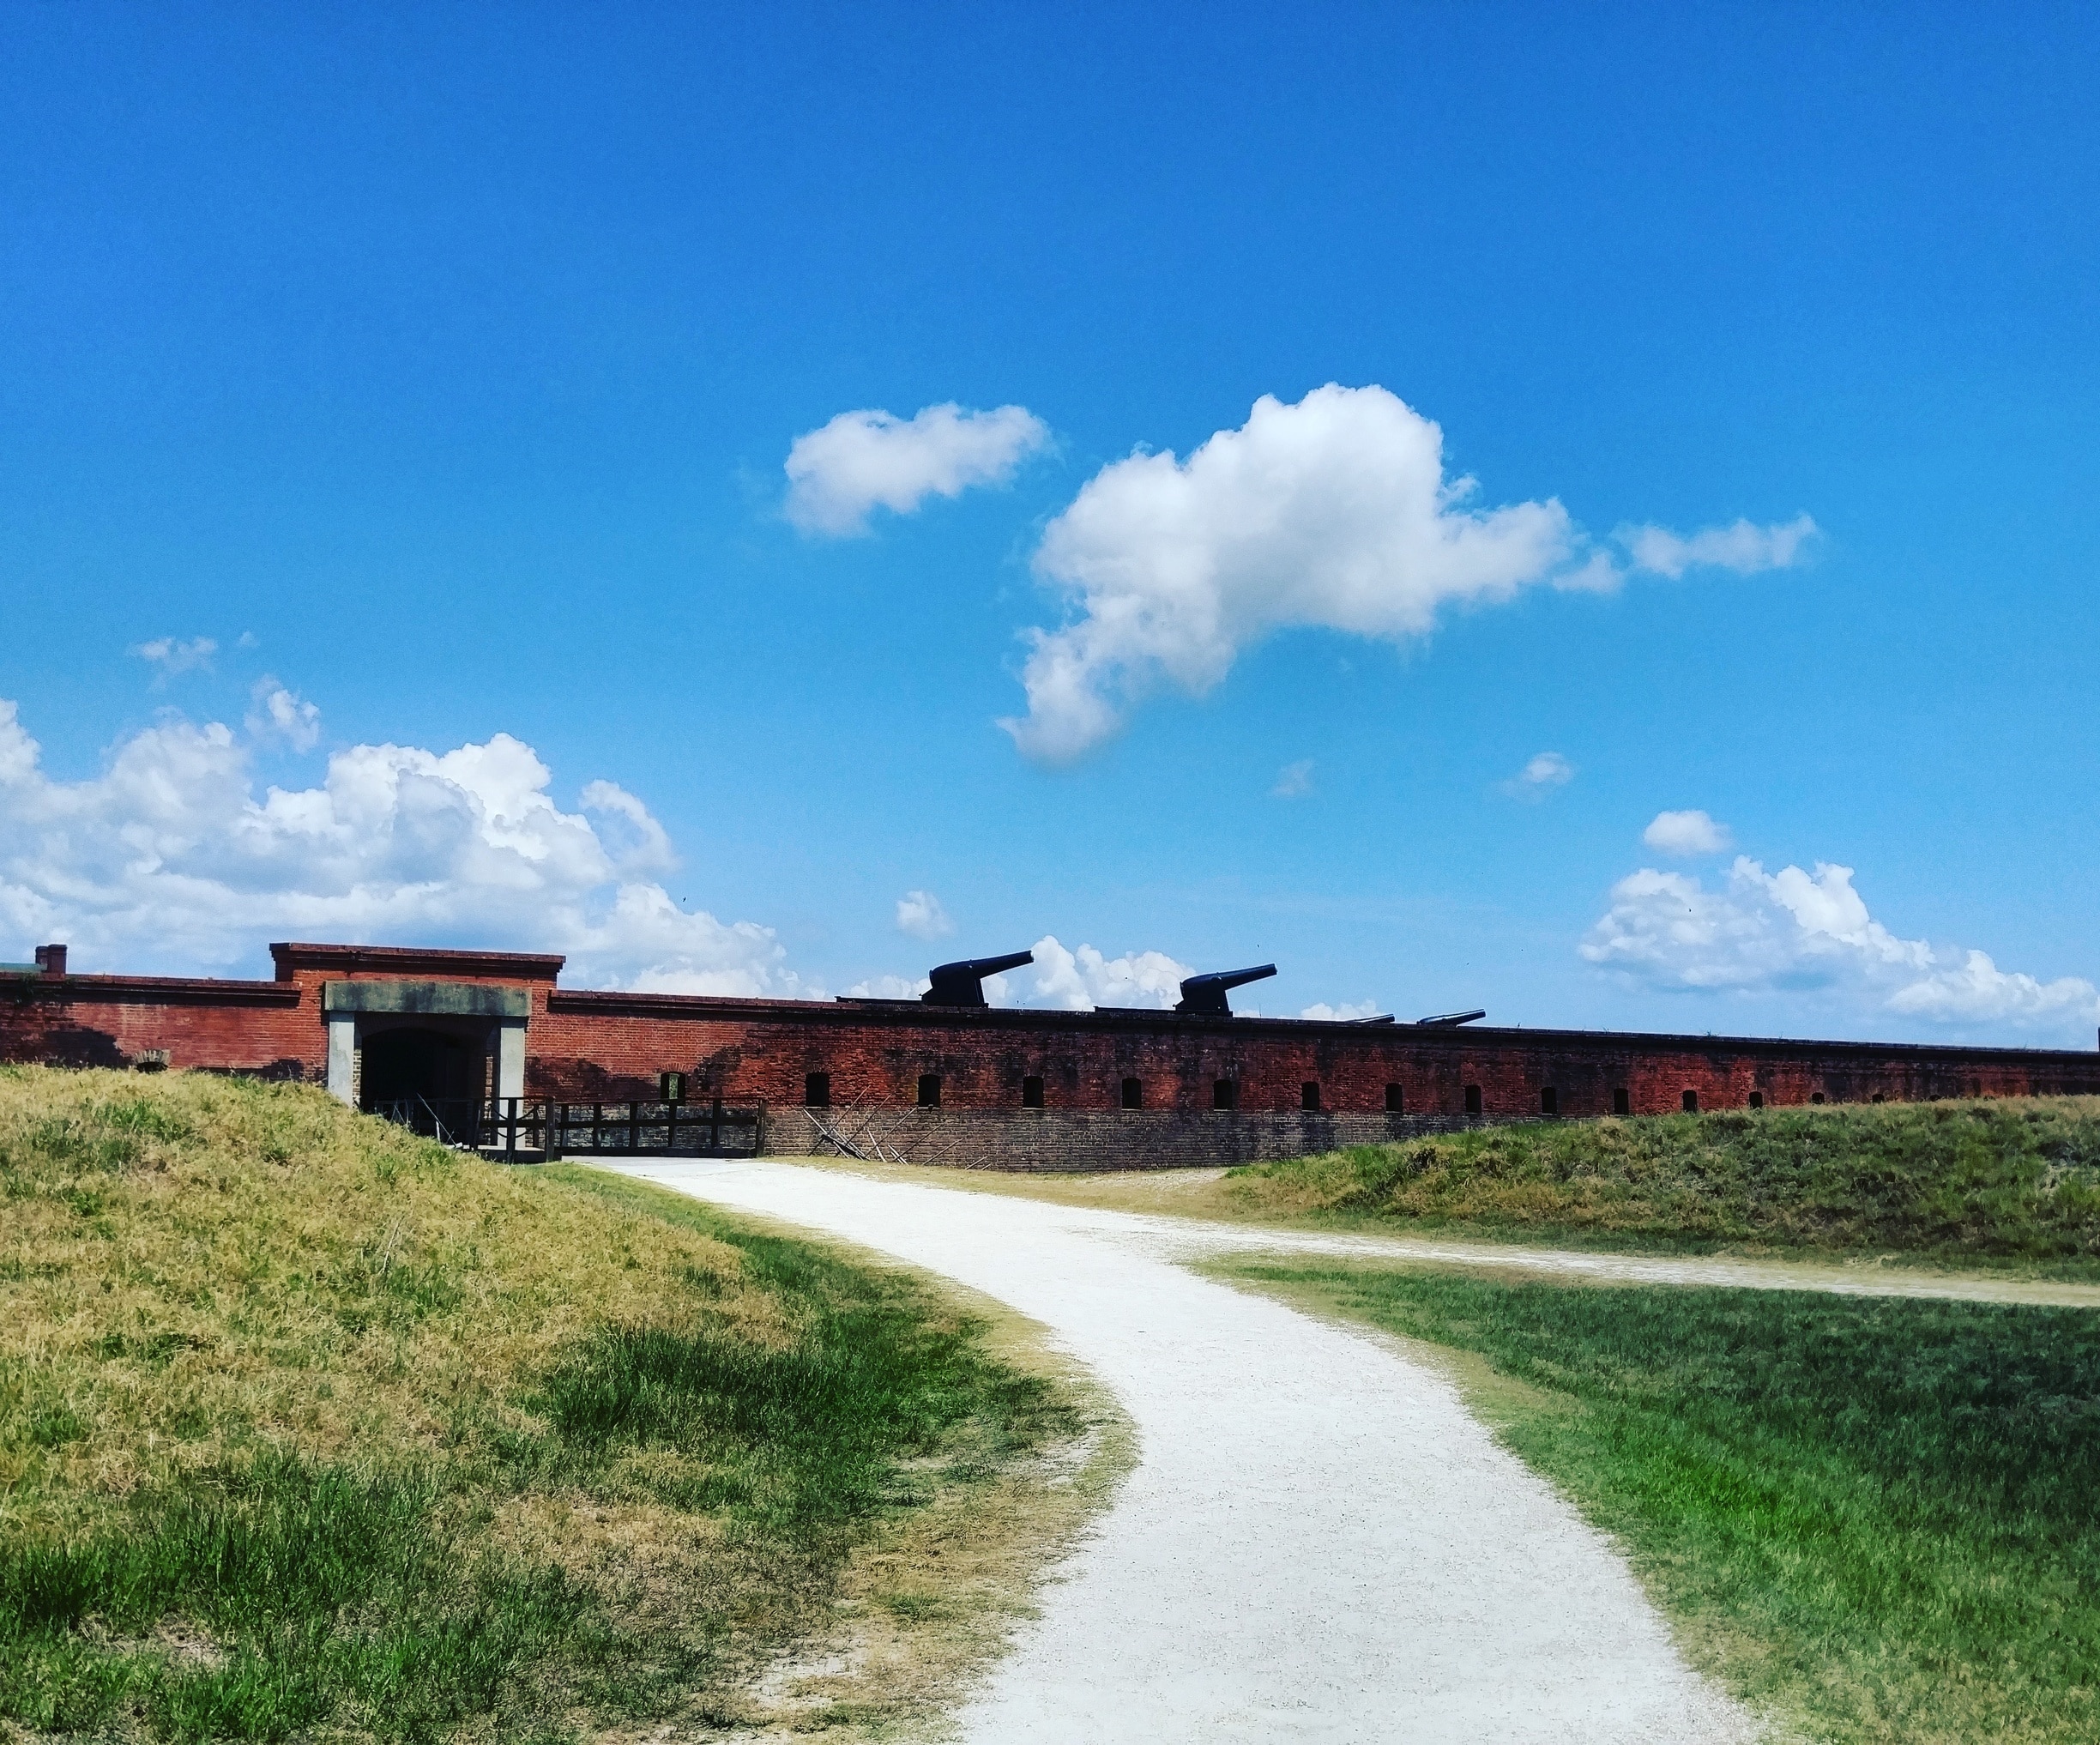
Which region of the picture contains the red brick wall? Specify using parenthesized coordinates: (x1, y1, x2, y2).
(0, 977, 317, 1077)
(528, 993, 2100, 1115)
(7, 959, 2097, 1117)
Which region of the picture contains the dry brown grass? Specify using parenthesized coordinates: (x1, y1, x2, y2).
(1, 1068, 1113, 1741)
(0, 1066, 785, 1538)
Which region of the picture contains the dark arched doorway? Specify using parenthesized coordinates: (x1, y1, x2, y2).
(361, 1026, 481, 1137)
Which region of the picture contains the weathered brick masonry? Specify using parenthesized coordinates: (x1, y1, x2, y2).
(528, 989, 2100, 1114)
(6, 941, 2099, 1168)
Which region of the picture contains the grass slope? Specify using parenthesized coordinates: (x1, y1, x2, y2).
(1223, 1098, 2100, 1266)
(1229, 1259, 2100, 1744)
(0, 1067, 1080, 1742)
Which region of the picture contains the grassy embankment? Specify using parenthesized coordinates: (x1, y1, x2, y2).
(1224, 1259, 2100, 1745)
(0, 1066, 1101, 1742)
(1220, 1097, 2100, 1270)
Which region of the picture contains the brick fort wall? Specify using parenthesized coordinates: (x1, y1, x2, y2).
(5, 944, 2098, 1162)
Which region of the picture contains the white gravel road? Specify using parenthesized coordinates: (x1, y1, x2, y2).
(608, 1158, 1756, 1744)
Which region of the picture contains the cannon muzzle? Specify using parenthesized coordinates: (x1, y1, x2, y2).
(1174, 963, 1277, 1017)
(923, 950, 1035, 1007)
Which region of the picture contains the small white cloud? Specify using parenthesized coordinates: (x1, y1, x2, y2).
(1618, 514, 1819, 581)
(1022, 934, 1193, 1011)
(1641, 808, 1734, 856)
(244, 679, 322, 752)
(1581, 849, 2099, 1036)
(845, 973, 932, 999)
(235, 631, 260, 649)
(1271, 759, 1315, 799)
(1300, 999, 1382, 1021)
(784, 402, 1051, 537)
(895, 889, 955, 940)
(1503, 751, 1575, 799)
(131, 636, 218, 678)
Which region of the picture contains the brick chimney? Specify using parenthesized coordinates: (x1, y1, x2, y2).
(34, 944, 66, 978)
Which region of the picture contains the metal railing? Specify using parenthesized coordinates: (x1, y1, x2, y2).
(483, 1097, 763, 1161)
(366, 1095, 764, 1161)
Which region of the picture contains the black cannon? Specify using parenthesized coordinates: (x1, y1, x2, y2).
(1174, 963, 1277, 1017)
(1416, 1008, 1487, 1027)
(923, 950, 1035, 1007)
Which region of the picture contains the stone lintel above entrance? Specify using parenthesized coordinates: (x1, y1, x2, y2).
(322, 980, 530, 1019)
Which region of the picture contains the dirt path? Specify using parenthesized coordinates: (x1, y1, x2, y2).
(782, 1155, 2100, 1308)
(612, 1158, 1754, 1743)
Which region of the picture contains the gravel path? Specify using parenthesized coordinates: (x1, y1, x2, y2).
(610, 1158, 1756, 1743)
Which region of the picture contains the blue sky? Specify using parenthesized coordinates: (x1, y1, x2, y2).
(3, 3, 2097, 1044)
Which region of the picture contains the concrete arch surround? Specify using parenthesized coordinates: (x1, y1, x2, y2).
(320, 978, 528, 1108)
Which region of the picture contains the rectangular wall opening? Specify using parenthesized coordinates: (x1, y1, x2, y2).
(1539, 1086, 1557, 1116)
(1463, 1084, 1481, 1114)
(1300, 1081, 1320, 1111)
(1121, 1076, 1143, 1109)
(1812, 1090, 1826, 1104)
(917, 1073, 941, 1108)
(1022, 1075, 1045, 1108)
(804, 1072, 830, 1108)
(1748, 1091, 1765, 1109)
(1213, 1078, 1238, 1111)
(1681, 1089, 1699, 1112)
(1613, 1086, 1629, 1116)
(1385, 1084, 1404, 1114)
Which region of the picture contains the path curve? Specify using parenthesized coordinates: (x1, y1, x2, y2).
(613, 1159, 1753, 1744)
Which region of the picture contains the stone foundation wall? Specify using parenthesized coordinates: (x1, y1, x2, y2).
(780, 1105, 1542, 1172)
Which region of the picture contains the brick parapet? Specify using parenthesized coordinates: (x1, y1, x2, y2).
(0, 973, 315, 1077)
(525, 997, 2100, 1117)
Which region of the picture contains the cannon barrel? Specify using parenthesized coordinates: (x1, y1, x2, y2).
(1416, 1008, 1487, 1027)
(923, 950, 1035, 1007)
(1174, 963, 1277, 1017)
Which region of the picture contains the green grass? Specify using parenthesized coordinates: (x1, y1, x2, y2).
(1222, 1097, 2100, 1267)
(0, 1068, 1076, 1742)
(1230, 1259, 2100, 1743)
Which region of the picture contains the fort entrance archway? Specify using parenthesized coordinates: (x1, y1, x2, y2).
(359, 1025, 479, 1109)
(322, 978, 530, 1140)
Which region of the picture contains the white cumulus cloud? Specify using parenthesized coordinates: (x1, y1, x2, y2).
(1642, 808, 1734, 855)
(0, 694, 806, 996)
(1581, 850, 2098, 1036)
(1020, 934, 1194, 1010)
(999, 385, 1813, 763)
(1300, 999, 1384, 1021)
(785, 401, 1051, 536)
(895, 889, 955, 939)
(1618, 514, 1819, 580)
